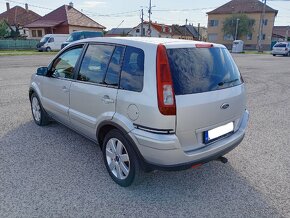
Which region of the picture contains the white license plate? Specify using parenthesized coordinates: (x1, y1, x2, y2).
(204, 122, 234, 143)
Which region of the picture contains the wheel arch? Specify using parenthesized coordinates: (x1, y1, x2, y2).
(96, 121, 150, 171)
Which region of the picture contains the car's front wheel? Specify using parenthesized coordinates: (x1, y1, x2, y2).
(102, 129, 141, 187)
(30, 93, 49, 126)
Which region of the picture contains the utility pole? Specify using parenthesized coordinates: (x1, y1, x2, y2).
(184, 19, 188, 39)
(148, 0, 152, 37)
(140, 9, 144, 37)
(235, 18, 240, 40)
(258, 0, 267, 52)
(198, 23, 201, 41)
(285, 25, 289, 41)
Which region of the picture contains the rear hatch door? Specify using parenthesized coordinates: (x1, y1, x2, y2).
(166, 45, 246, 151)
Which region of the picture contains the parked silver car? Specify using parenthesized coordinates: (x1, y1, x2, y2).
(29, 37, 249, 186)
(272, 42, 290, 56)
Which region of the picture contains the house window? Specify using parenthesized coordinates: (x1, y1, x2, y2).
(224, 34, 233, 41)
(247, 33, 253, 40)
(209, 20, 219, 27)
(262, 34, 266, 40)
(248, 19, 255, 26)
(208, 33, 218, 42)
(37, 30, 42, 37)
(263, 19, 268, 26)
(136, 29, 140, 33)
(32, 30, 37, 37)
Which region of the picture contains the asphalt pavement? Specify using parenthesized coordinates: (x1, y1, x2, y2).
(0, 53, 289, 217)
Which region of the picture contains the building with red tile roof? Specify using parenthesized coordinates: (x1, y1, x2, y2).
(207, 0, 278, 50)
(0, 2, 41, 37)
(25, 4, 105, 39)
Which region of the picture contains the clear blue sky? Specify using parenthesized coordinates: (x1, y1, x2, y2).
(0, 0, 289, 29)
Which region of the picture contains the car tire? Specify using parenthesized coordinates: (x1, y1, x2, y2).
(30, 93, 49, 126)
(102, 129, 142, 187)
(272, 54, 276, 56)
(46, 47, 51, 52)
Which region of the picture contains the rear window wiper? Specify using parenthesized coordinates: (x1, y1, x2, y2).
(218, 79, 239, 86)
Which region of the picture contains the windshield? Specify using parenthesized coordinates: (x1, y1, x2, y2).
(274, 43, 286, 48)
(166, 47, 243, 95)
(66, 32, 83, 42)
(40, 37, 50, 43)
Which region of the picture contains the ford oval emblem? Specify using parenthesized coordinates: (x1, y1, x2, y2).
(221, 103, 230, 110)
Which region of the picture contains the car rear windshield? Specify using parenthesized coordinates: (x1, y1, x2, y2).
(274, 43, 286, 48)
(166, 47, 242, 95)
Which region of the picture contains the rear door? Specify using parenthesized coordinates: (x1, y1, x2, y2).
(69, 43, 125, 139)
(166, 46, 246, 151)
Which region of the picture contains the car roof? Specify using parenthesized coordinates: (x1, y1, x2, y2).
(71, 37, 225, 48)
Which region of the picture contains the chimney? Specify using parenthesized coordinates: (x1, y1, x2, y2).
(25, 3, 28, 12)
(6, 2, 10, 11)
(69, 2, 73, 8)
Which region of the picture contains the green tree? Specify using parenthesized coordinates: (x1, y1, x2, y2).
(0, 20, 10, 38)
(222, 14, 255, 40)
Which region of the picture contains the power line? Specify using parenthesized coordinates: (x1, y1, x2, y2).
(3, 0, 53, 10)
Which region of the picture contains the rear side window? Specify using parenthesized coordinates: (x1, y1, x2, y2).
(78, 44, 114, 84)
(167, 47, 242, 95)
(105, 46, 125, 86)
(120, 46, 144, 92)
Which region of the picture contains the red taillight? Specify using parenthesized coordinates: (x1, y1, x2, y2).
(156, 44, 176, 116)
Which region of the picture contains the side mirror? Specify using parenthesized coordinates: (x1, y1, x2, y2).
(36, 67, 48, 76)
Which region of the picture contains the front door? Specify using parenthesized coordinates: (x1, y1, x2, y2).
(41, 46, 84, 125)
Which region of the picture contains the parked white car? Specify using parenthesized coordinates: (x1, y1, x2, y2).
(29, 37, 249, 186)
(272, 42, 290, 56)
(37, 34, 69, 52)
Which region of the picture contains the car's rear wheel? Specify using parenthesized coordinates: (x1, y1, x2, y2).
(102, 129, 141, 187)
(46, 47, 51, 52)
(272, 54, 276, 56)
(30, 93, 49, 126)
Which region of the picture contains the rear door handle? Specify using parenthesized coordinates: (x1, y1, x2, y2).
(102, 95, 114, 104)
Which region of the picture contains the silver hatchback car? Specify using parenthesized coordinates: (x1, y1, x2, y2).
(29, 37, 249, 186)
(272, 42, 290, 56)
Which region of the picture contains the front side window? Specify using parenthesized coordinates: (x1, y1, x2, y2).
(120, 46, 144, 92)
(77, 44, 115, 83)
(52, 46, 83, 79)
(167, 47, 243, 95)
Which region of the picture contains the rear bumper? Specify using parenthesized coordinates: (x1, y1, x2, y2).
(129, 110, 249, 170)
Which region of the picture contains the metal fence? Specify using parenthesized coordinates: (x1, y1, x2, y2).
(0, 39, 38, 50)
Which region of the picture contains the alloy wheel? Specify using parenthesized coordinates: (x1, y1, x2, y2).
(32, 97, 41, 122)
(105, 138, 130, 180)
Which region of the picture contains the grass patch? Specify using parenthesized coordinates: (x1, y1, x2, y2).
(0, 50, 58, 56)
